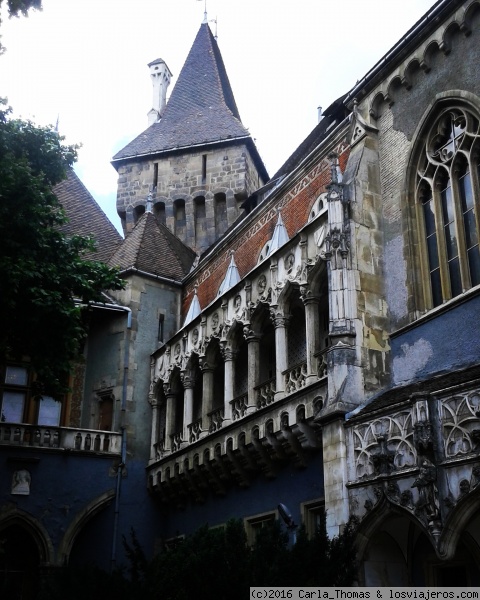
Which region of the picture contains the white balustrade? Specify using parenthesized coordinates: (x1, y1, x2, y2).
(0, 423, 121, 454)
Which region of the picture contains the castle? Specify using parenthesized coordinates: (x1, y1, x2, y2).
(1, 0, 480, 590)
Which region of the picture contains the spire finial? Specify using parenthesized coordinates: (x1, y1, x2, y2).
(197, 0, 208, 23)
(146, 192, 153, 213)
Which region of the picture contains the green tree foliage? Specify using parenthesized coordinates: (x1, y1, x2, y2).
(0, 103, 124, 391)
(39, 516, 358, 600)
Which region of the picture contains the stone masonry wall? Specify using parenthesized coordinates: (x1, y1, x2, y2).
(181, 142, 350, 317)
(115, 142, 265, 253)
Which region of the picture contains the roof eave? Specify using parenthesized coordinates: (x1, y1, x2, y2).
(111, 135, 253, 166)
(343, 0, 462, 108)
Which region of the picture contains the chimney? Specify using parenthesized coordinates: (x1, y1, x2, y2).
(147, 58, 172, 126)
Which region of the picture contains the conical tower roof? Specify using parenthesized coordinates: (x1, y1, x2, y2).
(109, 212, 196, 280)
(113, 24, 250, 161)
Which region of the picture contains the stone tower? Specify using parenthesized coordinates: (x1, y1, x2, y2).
(112, 23, 269, 254)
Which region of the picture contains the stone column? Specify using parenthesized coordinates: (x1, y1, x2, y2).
(205, 193, 215, 247)
(271, 310, 288, 401)
(184, 196, 195, 250)
(323, 152, 358, 414)
(182, 374, 195, 443)
(244, 327, 260, 409)
(164, 387, 177, 452)
(302, 291, 321, 385)
(322, 418, 349, 538)
(200, 361, 215, 433)
(148, 396, 160, 461)
(165, 202, 175, 236)
(221, 345, 236, 423)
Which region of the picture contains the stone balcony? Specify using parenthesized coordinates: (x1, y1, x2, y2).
(0, 423, 122, 456)
(147, 378, 326, 507)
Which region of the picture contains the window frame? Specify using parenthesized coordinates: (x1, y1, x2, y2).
(0, 364, 31, 424)
(244, 509, 278, 546)
(300, 498, 325, 539)
(0, 364, 66, 426)
(415, 103, 480, 309)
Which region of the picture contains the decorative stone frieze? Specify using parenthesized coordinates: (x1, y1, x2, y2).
(441, 389, 480, 458)
(352, 412, 417, 481)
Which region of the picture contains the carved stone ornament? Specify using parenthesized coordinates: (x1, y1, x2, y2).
(323, 226, 350, 262)
(385, 480, 401, 503)
(192, 328, 199, 347)
(174, 343, 182, 364)
(371, 436, 396, 475)
(257, 274, 267, 295)
(211, 312, 219, 332)
(284, 253, 295, 273)
(234, 294, 242, 315)
(413, 420, 434, 454)
(442, 390, 480, 457)
(400, 489, 414, 509)
(412, 458, 441, 531)
(12, 470, 31, 495)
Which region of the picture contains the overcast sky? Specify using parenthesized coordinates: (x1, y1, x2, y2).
(0, 0, 437, 233)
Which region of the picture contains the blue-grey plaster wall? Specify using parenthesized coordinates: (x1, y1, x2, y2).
(159, 452, 325, 540)
(69, 459, 163, 569)
(391, 292, 480, 387)
(127, 279, 181, 460)
(0, 449, 162, 568)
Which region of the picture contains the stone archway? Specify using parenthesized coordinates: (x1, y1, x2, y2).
(57, 489, 115, 566)
(0, 510, 54, 600)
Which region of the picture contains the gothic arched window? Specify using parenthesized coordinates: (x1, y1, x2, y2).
(416, 105, 480, 308)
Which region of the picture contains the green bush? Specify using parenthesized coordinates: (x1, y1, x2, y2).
(38, 515, 358, 600)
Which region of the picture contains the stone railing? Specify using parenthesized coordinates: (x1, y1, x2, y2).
(147, 380, 327, 505)
(188, 419, 203, 443)
(255, 378, 276, 408)
(170, 432, 183, 452)
(209, 408, 224, 433)
(231, 394, 248, 421)
(315, 348, 328, 379)
(0, 423, 121, 455)
(284, 361, 308, 394)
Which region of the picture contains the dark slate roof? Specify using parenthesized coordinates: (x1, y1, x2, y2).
(109, 211, 196, 280)
(54, 169, 122, 263)
(347, 364, 480, 424)
(113, 24, 250, 161)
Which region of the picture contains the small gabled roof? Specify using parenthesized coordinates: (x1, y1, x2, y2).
(113, 23, 250, 162)
(109, 211, 196, 281)
(268, 210, 289, 256)
(218, 252, 241, 296)
(54, 169, 122, 263)
(184, 288, 201, 326)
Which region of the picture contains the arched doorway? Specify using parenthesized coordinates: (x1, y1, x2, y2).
(360, 509, 480, 586)
(0, 524, 41, 599)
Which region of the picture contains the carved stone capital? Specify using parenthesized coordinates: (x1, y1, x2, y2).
(220, 344, 237, 362)
(243, 325, 261, 343)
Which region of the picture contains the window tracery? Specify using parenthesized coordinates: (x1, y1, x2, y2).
(416, 105, 480, 307)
